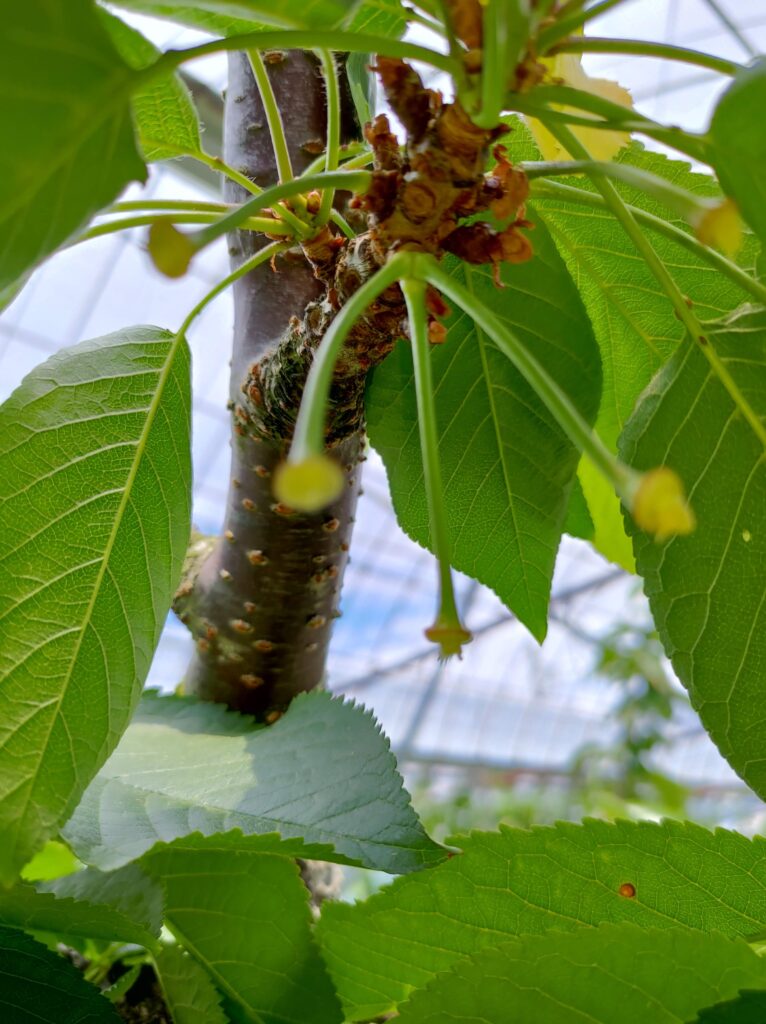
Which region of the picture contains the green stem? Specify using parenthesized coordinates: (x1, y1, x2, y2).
(548, 37, 741, 77)
(537, 0, 628, 51)
(247, 50, 294, 185)
(150, 30, 459, 81)
(317, 49, 340, 226)
(335, 149, 375, 170)
(302, 141, 371, 178)
(548, 122, 766, 450)
(77, 211, 291, 244)
(288, 252, 413, 462)
(530, 180, 766, 305)
(419, 255, 638, 501)
(143, 142, 264, 195)
(196, 150, 311, 239)
(475, 0, 505, 129)
(329, 209, 357, 238)
(402, 277, 464, 632)
(111, 199, 229, 214)
(522, 158, 717, 223)
(189, 170, 373, 253)
(177, 241, 289, 338)
(192, 149, 263, 195)
(245, 51, 313, 230)
(401, 280, 460, 622)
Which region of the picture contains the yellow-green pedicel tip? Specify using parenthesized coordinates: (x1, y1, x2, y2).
(632, 467, 696, 542)
(695, 198, 744, 257)
(148, 221, 195, 278)
(424, 619, 473, 660)
(273, 455, 345, 513)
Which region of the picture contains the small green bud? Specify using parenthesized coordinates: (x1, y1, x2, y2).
(694, 198, 743, 257)
(273, 454, 345, 513)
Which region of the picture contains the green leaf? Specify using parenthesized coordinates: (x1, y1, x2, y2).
(523, 140, 760, 571)
(0, 327, 192, 883)
(619, 306, 766, 798)
(563, 475, 595, 540)
(346, 51, 375, 126)
(21, 841, 81, 883)
(157, 0, 355, 29)
(98, 9, 201, 162)
(318, 819, 766, 1021)
(345, 0, 407, 35)
(367, 221, 601, 641)
(395, 925, 766, 1024)
(63, 691, 444, 874)
(154, 945, 227, 1024)
(147, 845, 342, 1024)
(710, 59, 766, 247)
(115, 0, 266, 36)
(0, 924, 120, 1023)
(692, 992, 766, 1023)
(113, 0, 405, 34)
(42, 863, 164, 942)
(0, 881, 158, 951)
(0, 0, 146, 291)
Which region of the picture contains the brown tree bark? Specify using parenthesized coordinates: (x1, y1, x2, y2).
(174, 52, 365, 717)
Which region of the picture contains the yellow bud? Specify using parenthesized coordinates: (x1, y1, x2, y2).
(694, 198, 743, 257)
(528, 54, 633, 162)
(632, 467, 696, 542)
(148, 221, 195, 278)
(424, 619, 473, 660)
(272, 454, 345, 513)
